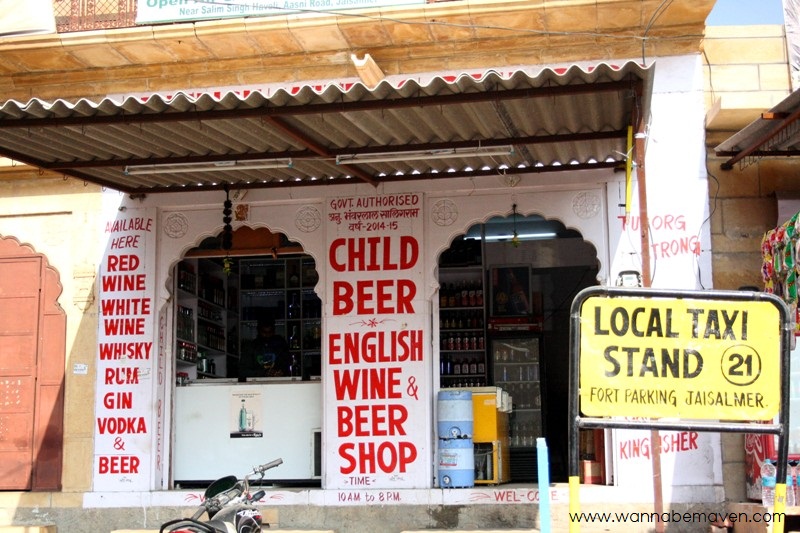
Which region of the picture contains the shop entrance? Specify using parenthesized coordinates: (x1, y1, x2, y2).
(437, 215, 601, 483)
(171, 226, 323, 487)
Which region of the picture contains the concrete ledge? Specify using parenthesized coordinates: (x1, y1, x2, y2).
(0, 524, 58, 533)
(111, 530, 337, 533)
(402, 530, 536, 533)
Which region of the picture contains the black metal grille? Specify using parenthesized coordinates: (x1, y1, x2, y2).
(54, 0, 137, 33)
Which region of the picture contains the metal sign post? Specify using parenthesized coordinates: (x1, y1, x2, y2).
(568, 287, 792, 533)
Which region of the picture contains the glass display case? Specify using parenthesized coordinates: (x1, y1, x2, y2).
(239, 257, 321, 380)
(490, 336, 544, 449)
(490, 334, 544, 482)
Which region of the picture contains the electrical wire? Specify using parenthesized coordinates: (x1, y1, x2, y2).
(696, 153, 722, 290)
(641, 0, 676, 64)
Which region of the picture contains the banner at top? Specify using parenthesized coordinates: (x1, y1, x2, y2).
(136, 0, 425, 25)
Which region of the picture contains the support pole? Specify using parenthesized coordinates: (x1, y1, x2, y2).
(537, 437, 552, 533)
(633, 106, 665, 533)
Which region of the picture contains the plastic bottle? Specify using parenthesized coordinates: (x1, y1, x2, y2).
(238, 399, 248, 432)
(762, 458, 777, 507)
(788, 463, 797, 508)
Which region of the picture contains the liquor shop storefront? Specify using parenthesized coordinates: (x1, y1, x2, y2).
(0, 55, 722, 528)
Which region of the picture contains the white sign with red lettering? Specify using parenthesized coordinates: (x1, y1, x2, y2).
(93, 208, 157, 491)
(613, 428, 721, 488)
(323, 194, 431, 489)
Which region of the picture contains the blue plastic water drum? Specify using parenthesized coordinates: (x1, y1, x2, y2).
(437, 389, 473, 439)
(438, 437, 475, 488)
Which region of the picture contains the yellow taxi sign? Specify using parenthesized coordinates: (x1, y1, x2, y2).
(579, 293, 782, 420)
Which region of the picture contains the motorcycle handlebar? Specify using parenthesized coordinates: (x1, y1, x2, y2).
(251, 458, 283, 476)
(212, 486, 242, 507)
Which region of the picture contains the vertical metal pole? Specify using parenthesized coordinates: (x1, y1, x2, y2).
(568, 297, 583, 533)
(633, 101, 665, 533)
(772, 318, 793, 533)
(537, 437, 552, 533)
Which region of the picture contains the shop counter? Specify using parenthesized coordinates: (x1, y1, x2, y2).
(173, 380, 321, 483)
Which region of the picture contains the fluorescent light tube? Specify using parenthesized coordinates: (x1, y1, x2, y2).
(484, 232, 557, 241)
(124, 158, 293, 176)
(336, 145, 514, 165)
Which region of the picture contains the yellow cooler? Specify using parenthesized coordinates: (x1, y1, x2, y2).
(471, 386, 511, 484)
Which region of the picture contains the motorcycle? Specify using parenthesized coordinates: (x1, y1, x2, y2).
(160, 458, 283, 533)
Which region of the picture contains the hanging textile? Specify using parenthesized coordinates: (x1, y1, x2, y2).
(762, 211, 800, 333)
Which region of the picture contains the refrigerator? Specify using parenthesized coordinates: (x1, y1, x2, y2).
(490, 335, 544, 482)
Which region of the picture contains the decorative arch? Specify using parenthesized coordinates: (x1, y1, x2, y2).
(0, 235, 66, 490)
(431, 208, 600, 282)
(425, 188, 611, 295)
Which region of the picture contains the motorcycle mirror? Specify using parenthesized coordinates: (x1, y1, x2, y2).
(204, 475, 237, 499)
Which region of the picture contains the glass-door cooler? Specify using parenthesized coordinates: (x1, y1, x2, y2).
(490, 335, 544, 481)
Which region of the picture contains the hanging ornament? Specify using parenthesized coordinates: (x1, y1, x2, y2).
(511, 203, 520, 248)
(222, 185, 233, 275)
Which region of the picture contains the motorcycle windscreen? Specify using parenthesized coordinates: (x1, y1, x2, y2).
(204, 475, 237, 498)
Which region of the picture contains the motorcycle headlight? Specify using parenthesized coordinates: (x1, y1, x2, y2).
(235, 509, 262, 533)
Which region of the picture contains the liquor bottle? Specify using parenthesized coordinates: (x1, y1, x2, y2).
(238, 400, 247, 432)
(303, 262, 319, 286)
(448, 283, 457, 308)
(288, 293, 300, 319)
(289, 325, 300, 350)
(288, 263, 300, 287)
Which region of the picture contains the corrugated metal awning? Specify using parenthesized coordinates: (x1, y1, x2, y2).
(0, 61, 653, 194)
(715, 89, 800, 170)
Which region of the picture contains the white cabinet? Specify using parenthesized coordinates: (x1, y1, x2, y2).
(173, 381, 322, 483)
